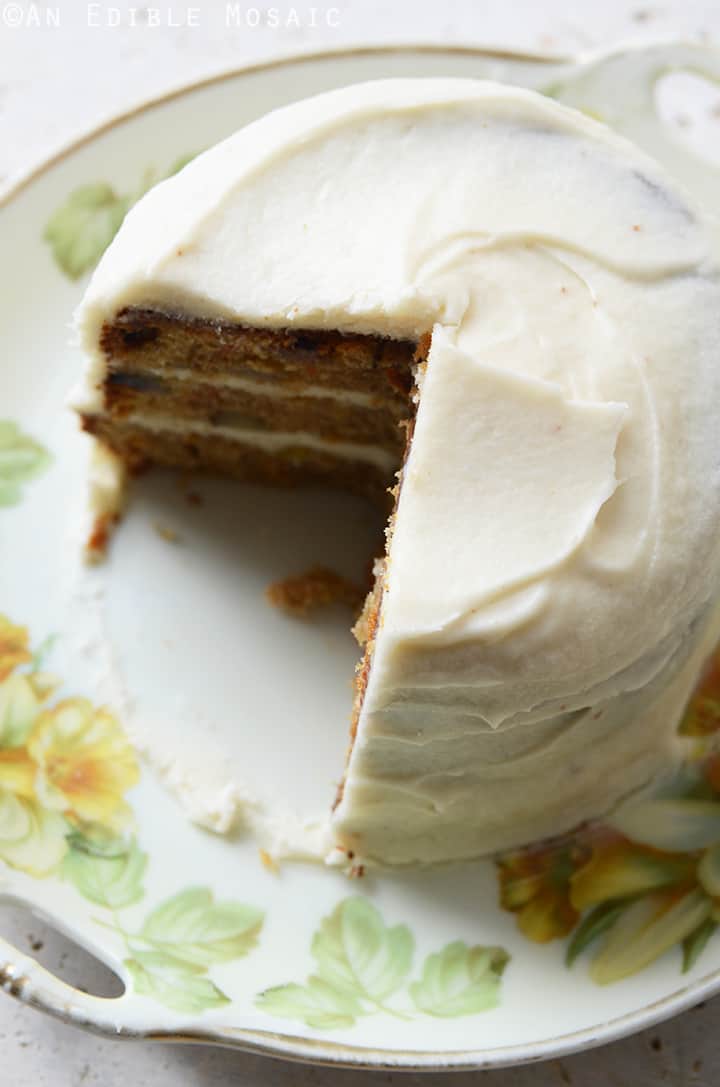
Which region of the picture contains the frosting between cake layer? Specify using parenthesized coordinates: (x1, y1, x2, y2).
(76, 78, 720, 864)
(115, 366, 403, 409)
(113, 411, 400, 472)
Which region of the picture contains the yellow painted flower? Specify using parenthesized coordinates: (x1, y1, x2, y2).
(0, 671, 54, 750)
(570, 837, 695, 911)
(0, 615, 31, 682)
(0, 747, 36, 799)
(0, 787, 68, 876)
(497, 840, 591, 942)
(28, 697, 140, 831)
(590, 887, 713, 985)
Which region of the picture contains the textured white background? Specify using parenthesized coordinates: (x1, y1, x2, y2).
(2, 0, 720, 1083)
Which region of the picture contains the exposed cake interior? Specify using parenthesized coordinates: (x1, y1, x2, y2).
(82, 306, 420, 505)
(80, 305, 424, 822)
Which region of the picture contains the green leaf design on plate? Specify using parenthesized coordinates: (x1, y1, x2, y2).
(30, 634, 57, 674)
(0, 422, 51, 507)
(256, 977, 361, 1031)
(409, 940, 509, 1017)
(125, 951, 230, 1013)
(43, 184, 132, 280)
(140, 886, 263, 966)
(62, 836, 146, 908)
(44, 153, 200, 280)
(256, 896, 413, 1029)
(565, 899, 632, 967)
(682, 917, 718, 973)
(256, 896, 509, 1029)
(0, 674, 45, 747)
(313, 896, 413, 1006)
(65, 824, 135, 859)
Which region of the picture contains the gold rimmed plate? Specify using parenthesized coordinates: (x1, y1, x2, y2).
(3, 42, 720, 1070)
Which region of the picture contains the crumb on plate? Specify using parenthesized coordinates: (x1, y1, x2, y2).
(266, 566, 364, 616)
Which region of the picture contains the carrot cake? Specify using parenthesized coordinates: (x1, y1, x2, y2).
(75, 79, 720, 866)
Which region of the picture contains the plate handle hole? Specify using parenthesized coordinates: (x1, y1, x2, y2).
(0, 898, 125, 998)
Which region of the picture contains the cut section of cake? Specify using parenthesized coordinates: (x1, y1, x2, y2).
(88, 307, 417, 496)
(75, 79, 720, 866)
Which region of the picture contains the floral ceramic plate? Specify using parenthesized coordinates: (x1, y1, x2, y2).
(4, 42, 720, 1071)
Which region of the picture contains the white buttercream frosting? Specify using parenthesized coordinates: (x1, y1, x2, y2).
(76, 77, 720, 866)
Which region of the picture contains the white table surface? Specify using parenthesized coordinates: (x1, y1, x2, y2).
(2, 0, 720, 1082)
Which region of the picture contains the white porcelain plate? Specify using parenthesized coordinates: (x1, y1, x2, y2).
(4, 42, 720, 1071)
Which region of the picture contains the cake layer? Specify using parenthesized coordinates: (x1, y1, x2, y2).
(93, 307, 415, 407)
(108, 366, 409, 408)
(81, 413, 397, 501)
(104, 369, 408, 449)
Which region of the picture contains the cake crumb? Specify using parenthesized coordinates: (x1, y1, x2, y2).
(185, 490, 203, 507)
(87, 517, 110, 557)
(414, 331, 432, 364)
(85, 513, 119, 562)
(259, 848, 280, 874)
(154, 522, 180, 544)
(349, 864, 365, 879)
(266, 566, 364, 616)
